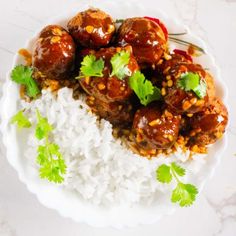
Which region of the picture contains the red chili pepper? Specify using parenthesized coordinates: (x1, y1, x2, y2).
(144, 16, 168, 40)
(173, 49, 193, 62)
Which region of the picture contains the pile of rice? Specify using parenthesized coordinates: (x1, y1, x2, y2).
(21, 88, 206, 206)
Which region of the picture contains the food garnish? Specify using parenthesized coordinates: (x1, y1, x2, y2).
(10, 109, 66, 184)
(177, 72, 207, 99)
(35, 110, 66, 183)
(156, 162, 198, 207)
(78, 55, 105, 78)
(11, 65, 40, 98)
(129, 71, 162, 106)
(110, 51, 131, 80)
(10, 110, 32, 129)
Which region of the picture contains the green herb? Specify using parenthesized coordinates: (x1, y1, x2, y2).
(35, 109, 53, 140)
(35, 110, 66, 183)
(37, 143, 66, 183)
(10, 110, 31, 129)
(129, 71, 162, 106)
(11, 65, 40, 98)
(177, 72, 207, 99)
(156, 162, 198, 207)
(78, 55, 104, 78)
(110, 51, 131, 80)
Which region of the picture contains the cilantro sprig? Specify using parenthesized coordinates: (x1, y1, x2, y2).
(129, 71, 162, 106)
(10, 110, 31, 129)
(78, 55, 104, 78)
(10, 109, 66, 184)
(177, 72, 207, 99)
(11, 65, 40, 98)
(35, 110, 66, 183)
(156, 162, 198, 207)
(35, 110, 53, 140)
(110, 51, 131, 80)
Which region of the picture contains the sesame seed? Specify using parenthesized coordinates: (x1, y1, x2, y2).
(187, 113, 193, 117)
(163, 66, 171, 74)
(164, 53, 172, 60)
(50, 36, 61, 44)
(196, 100, 204, 106)
(107, 24, 115, 34)
(190, 97, 197, 105)
(85, 25, 94, 34)
(167, 80, 173, 87)
(182, 100, 192, 110)
(149, 119, 161, 126)
(52, 28, 62, 36)
(98, 83, 106, 90)
(85, 77, 90, 85)
(161, 88, 166, 96)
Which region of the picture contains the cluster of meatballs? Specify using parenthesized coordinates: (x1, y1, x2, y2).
(31, 8, 228, 157)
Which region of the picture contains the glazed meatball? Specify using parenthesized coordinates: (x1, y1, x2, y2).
(79, 46, 139, 103)
(67, 8, 115, 48)
(159, 54, 215, 114)
(117, 17, 167, 67)
(188, 98, 228, 146)
(32, 25, 76, 80)
(87, 96, 134, 125)
(132, 105, 181, 152)
(79, 46, 139, 125)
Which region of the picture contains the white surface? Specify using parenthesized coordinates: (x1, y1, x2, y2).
(0, 0, 235, 235)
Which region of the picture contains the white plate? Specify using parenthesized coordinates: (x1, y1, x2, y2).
(0, 0, 228, 228)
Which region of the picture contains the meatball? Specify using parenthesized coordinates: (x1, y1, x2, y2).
(87, 96, 134, 125)
(159, 54, 215, 114)
(188, 98, 228, 146)
(132, 105, 181, 152)
(32, 25, 76, 80)
(117, 17, 167, 67)
(67, 8, 115, 48)
(79, 46, 139, 103)
(79, 46, 139, 125)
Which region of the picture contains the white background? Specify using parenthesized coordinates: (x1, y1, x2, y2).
(0, 0, 236, 235)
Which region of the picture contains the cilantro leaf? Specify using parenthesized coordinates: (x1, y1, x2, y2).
(11, 65, 40, 98)
(10, 110, 31, 129)
(156, 164, 172, 183)
(37, 143, 66, 183)
(171, 183, 198, 207)
(194, 79, 207, 99)
(177, 72, 207, 99)
(129, 71, 162, 106)
(171, 162, 185, 177)
(156, 162, 198, 207)
(110, 51, 131, 80)
(35, 110, 53, 140)
(79, 55, 104, 78)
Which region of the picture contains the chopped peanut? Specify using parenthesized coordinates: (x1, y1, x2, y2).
(50, 36, 61, 44)
(85, 25, 94, 34)
(149, 119, 161, 126)
(98, 83, 106, 90)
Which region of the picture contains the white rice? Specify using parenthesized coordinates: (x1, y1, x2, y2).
(21, 88, 207, 206)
